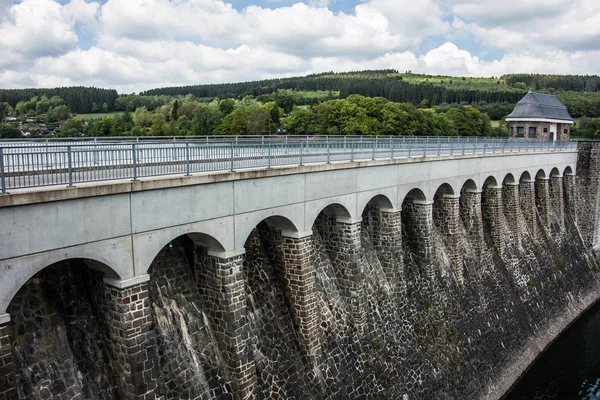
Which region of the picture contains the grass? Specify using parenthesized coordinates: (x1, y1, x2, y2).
(491, 120, 501, 128)
(72, 111, 124, 120)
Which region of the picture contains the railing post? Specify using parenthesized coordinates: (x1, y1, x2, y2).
(372, 137, 376, 160)
(267, 140, 272, 168)
(185, 142, 190, 176)
(67, 145, 73, 187)
(391, 137, 395, 159)
(327, 137, 331, 164)
(230, 142, 235, 172)
(483, 142, 487, 154)
(351, 141, 354, 161)
(437, 138, 441, 156)
(0, 147, 5, 194)
(299, 141, 303, 166)
(423, 137, 427, 157)
(132, 143, 138, 181)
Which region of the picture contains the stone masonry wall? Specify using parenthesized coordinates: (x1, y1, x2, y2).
(195, 253, 256, 400)
(92, 281, 159, 400)
(0, 324, 16, 400)
(402, 200, 435, 281)
(460, 190, 485, 259)
(503, 183, 521, 246)
(519, 180, 538, 239)
(550, 175, 566, 230)
(575, 143, 600, 247)
(535, 178, 551, 231)
(564, 173, 577, 222)
(433, 195, 464, 283)
(482, 185, 506, 253)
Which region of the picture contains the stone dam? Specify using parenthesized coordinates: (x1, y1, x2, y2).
(2, 142, 600, 399)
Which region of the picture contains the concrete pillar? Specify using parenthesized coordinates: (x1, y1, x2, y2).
(503, 182, 521, 245)
(373, 208, 405, 295)
(564, 173, 576, 222)
(460, 189, 485, 258)
(197, 251, 256, 400)
(483, 185, 506, 253)
(402, 200, 434, 281)
(0, 320, 17, 400)
(433, 195, 463, 283)
(535, 177, 551, 231)
(550, 175, 566, 229)
(519, 180, 538, 239)
(96, 277, 159, 400)
(280, 232, 321, 363)
(325, 218, 366, 333)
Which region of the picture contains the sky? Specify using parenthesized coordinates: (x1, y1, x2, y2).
(0, 0, 599, 94)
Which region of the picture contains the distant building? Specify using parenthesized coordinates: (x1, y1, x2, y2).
(506, 91, 573, 141)
(4, 116, 17, 122)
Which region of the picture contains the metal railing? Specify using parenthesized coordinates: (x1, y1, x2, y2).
(0, 136, 577, 193)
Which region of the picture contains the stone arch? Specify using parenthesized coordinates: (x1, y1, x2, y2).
(3, 255, 121, 316)
(503, 173, 516, 185)
(564, 166, 574, 176)
(535, 169, 547, 180)
(359, 194, 395, 216)
(520, 171, 532, 182)
(244, 215, 300, 244)
(550, 167, 561, 177)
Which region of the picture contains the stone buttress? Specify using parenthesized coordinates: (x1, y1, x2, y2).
(433, 195, 464, 283)
(519, 179, 538, 239)
(564, 172, 577, 222)
(0, 322, 17, 400)
(196, 251, 256, 400)
(403, 200, 435, 281)
(535, 177, 551, 232)
(94, 279, 159, 400)
(370, 208, 405, 295)
(503, 182, 522, 246)
(280, 232, 322, 363)
(460, 189, 485, 259)
(550, 174, 566, 230)
(323, 218, 367, 334)
(483, 184, 506, 254)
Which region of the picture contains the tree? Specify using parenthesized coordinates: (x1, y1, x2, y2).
(0, 123, 21, 138)
(171, 100, 180, 121)
(52, 105, 71, 121)
(192, 105, 223, 136)
(219, 99, 236, 116)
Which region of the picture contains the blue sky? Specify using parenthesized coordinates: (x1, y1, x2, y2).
(1, 0, 599, 93)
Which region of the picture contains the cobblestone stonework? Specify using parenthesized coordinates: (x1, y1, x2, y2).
(433, 195, 464, 283)
(460, 190, 485, 258)
(550, 175, 566, 230)
(93, 281, 159, 399)
(575, 143, 600, 246)
(483, 185, 507, 253)
(503, 183, 522, 246)
(195, 253, 256, 400)
(280, 234, 321, 363)
(0, 324, 16, 400)
(317, 217, 367, 333)
(519, 180, 538, 239)
(535, 177, 551, 231)
(564, 173, 577, 222)
(402, 200, 435, 281)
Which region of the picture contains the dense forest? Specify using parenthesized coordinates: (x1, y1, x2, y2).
(0, 87, 118, 114)
(2, 70, 600, 138)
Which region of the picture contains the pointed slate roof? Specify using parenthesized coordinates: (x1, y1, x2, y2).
(506, 91, 573, 122)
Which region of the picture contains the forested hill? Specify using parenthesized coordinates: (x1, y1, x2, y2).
(139, 70, 600, 118)
(0, 87, 118, 114)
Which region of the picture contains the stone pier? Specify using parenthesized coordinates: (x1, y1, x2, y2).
(323, 218, 367, 333)
(196, 251, 257, 400)
(483, 185, 506, 253)
(535, 177, 551, 231)
(433, 195, 463, 283)
(564, 172, 577, 222)
(403, 200, 435, 281)
(0, 321, 16, 400)
(460, 189, 485, 258)
(503, 182, 522, 246)
(280, 232, 321, 363)
(519, 179, 538, 239)
(550, 174, 566, 229)
(95, 278, 159, 400)
(372, 208, 405, 295)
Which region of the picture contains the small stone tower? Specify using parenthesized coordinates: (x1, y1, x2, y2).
(506, 91, 573, 141)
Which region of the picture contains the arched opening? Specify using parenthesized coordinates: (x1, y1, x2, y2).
(361, 194, 396, 251)
(550, 167, 561, 177)
(461, 179, 478, 193)
(6, 259, 122, 398)
(564, 166, 574, 176)
(483, 176, 499, 188)
(503, 174, 516, 185)
(433, 183, 457, 230)
(145, 232, 234, 398)
(520, 171, 532, 183)
(535, 169, 547, 180)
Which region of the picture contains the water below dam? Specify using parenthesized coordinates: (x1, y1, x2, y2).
(506, 299, 600, 400)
